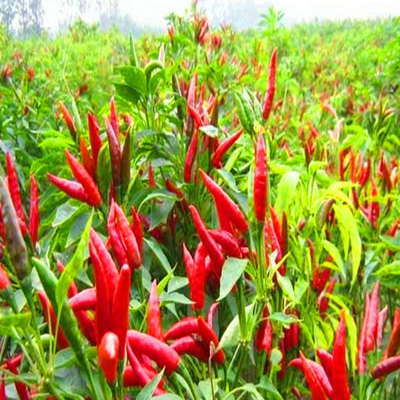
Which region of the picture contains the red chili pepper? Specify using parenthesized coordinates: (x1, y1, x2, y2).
(109, 97, 119, 140)
(291, 309, 300, 348)
(384, 307, 400, 359)
(208, 229, 242, 258)
(171, 336, 209, 362)
(65, 149, 102, 207)
(365, 281, 380, 352)
(388, 218, 399, 237)
(377, 305, 389, 349)
(211, 129, 243, 169)
(127, 330, 180, 375)
(206, 302, 219, 329)
(164, 317, 199, 341)
(6, 153, 27, 235)
(262, 48, 278, 121)
(114, 204, 141, 270)
(89, 240, 112, 343)
(98, 331, 119, 383)
(87, 112, 102, 169)
(359, 158, 371, 187)
(107, 201, 129, 268)
(358, 293, 370, 373)
(254, 133, 268, 222)
(298, 352, 328, 400)
(255, 306, 272, 353)
(105, 117, 122, 188)
(0, 263, 10, 290)
(289, 358, 333, 398)
(59, 101, 76, 139)
(29, 175, 39, 247)
(79, 137, 96, 180)
(332, 310, 351, 400)
(189, 205, 225, 279)
(148, 280, 163, 342)
(90, 229, 119, 297)
(199, 169, 248, 233)
(37, 291, 69, 349)
(0, 374, 5, 400)
(215, 200, 234, 234)
(183, 244, 197, 309)
(47, 173, 89, 204)
(69, 288, 96, 311)
(270, 207, 281, 243)
(184, 130, 198, 183)
(0, 205, 7, 243)
(318, 278, 337, 316)
(188, 105, 204, 128)
(193, 243, 207, 310)
(5, 355, 30, 400)
(148, 163, 156, 188)
(371, 355, 400, 379)
(316, 348, 333, 382)
(131, 207, 143, 256)
(75, 310, 96, 346)
(197, 317, 225, 364)
(111, 265, 131, 359)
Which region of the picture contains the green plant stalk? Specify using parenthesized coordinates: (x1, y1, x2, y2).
(178, 362, 200, 400)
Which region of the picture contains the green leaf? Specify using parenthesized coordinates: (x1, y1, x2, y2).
(258, 376, 283, 400)
(322, 240, 345, 278)
(276, 272, 295, 302)
(136, 368, 165, 400)
(0, 312, 31, 335)
(217, 258, 248, 301)
(268, 312, 298, 327)
(56, 211, 93, 309)
(115, 84, 141, 104)
(118, 66, 147, 97)
(52, 204, 79, 227)
(275, 171, 300, 215)
(145, 237, 172, 273)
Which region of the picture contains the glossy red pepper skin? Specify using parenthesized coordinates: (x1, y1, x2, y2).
(87, 112, 102, 169)
(262, 48, 278, 121)
(164, 317, 199, 341)
(371, 355, 400, 379)
(377, 306, 388, 349)
(384, 307, 400, 359)
(107, 201, 129, 268)
(98, 332, 119, 383)
(211, 129, 243, 169)
(47, 173, 89, 204)
(148, 280, 163, 341)
(184, 130, 198, 183)
(59, 101, 77, 139)
(299, 351, 328, 400)
(89, 240, 112, 344)
(165, 179, 188, 209)
(111, 265, 131, 359)
(206, 302, 219, 329)
(79, 137, 96, 180)
(316, 349, 333, 382)
(127, 330, 180, 375)
(0, 264, 10, 289)
(255, 306, 272, 353)
(188, 105, 204, 128)
(209, 229, 242, 258)
(105, 117, 122, 188)
(115, 204, 141, 270)
(5, 355, 30, 400)
(199, 169, 248, 233)
(332, 311, 351, 400)
(289, 358, 333, 398)
(197, 317, 225, 364)
(189, 205, 225, 278)
(365, 281, 380, 351)
(254, 133, 268, 222)
(358, 293, 370, 373)
(6, 153, 27, 235)
(69, 288, 96, 311)
(29, 175, 39, 247)
(131, 207, 143, 256)
(109, 97, 119, 140)
(171, 336, 209, 362)
(65, 150, 102, 207)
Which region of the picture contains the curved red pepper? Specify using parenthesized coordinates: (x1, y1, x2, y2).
(164, 317, 199, 341)
(298, 351, 328, 400)
(197, 317, 225, 364)
(262, 48, 278, 121)
(47, 173, 89, 204)
(98, 332, 119, 383)
(211, 129, 243, 169)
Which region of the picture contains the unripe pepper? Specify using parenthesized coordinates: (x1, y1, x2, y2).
(148, 280, 163, 342)
(254, 133, 268, 222)
(105, 117, 122, 188)
(98, 332, 119, 383)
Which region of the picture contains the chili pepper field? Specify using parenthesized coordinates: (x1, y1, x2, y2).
(0, 5, 400, 400)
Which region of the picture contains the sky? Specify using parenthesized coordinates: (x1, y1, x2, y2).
(42, 0, 400, 31)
